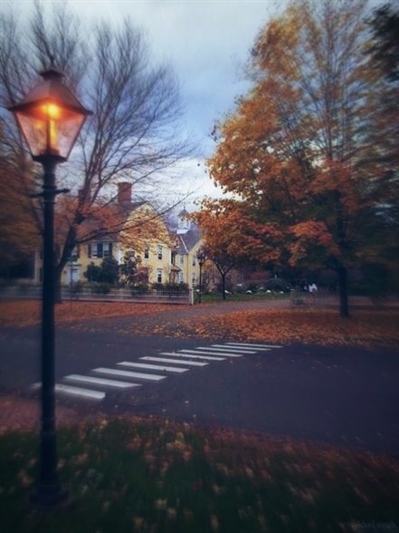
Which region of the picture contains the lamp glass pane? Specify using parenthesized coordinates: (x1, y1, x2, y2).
(15, 103, 86, 159)
(54, 113, 85, 159)
(16, 113, 48, 158)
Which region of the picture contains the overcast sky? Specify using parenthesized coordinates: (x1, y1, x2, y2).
(72, 0, 277, 153)
(5, 0, 282, 204)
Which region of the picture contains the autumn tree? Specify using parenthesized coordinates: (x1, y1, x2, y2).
(366, 3, 399, 82)
(360, 3, 399, 293)
(193, 200, 256, 300)
(118, 203, 173, 254)
(0, 124, 39, 277)
(0, 2, 190, 293)
(364, 3, 399, 243)
(202, 0, 398, 316)
(119, 251, 141, 288)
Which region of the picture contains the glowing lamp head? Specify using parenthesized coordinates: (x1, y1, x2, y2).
(45, 103, 62, 120)
(8, 68, 92, 163)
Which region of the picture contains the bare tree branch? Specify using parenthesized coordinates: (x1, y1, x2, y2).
(0, 2, 193, 287)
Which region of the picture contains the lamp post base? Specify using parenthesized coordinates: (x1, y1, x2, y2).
(29, 484, 71, 508)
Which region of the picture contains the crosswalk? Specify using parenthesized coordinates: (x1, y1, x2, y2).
(32, 342, 282, 402)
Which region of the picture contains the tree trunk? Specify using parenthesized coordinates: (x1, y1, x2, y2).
(337, 264, 349, 317)
(221, 273, 226, 300)
(54, 237, 77, 303)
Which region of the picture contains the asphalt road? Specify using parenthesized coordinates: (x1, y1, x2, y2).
(0, 320, 398, 456)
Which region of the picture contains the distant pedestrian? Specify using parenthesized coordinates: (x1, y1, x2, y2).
(309, 283, 318, 304)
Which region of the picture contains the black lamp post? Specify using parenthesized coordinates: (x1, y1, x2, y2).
(196, 249, 206, 304)
(8, 67, 92, 506)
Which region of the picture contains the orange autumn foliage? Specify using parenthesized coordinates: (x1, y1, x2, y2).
(0, 128, 39, 269)
(200, 0, 398, 316)
(1, 300, 398, 348)
(0, 300, 172, 328)
(127, 307, 399, 349)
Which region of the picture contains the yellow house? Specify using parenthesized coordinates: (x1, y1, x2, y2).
(172, 209, 203, 287)
(35, 184, 203, 288)
(34, 183, 173, 286)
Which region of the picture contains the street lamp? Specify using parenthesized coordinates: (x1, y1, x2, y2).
(8, 66, 92, 506)
(196, 248, 206, 304)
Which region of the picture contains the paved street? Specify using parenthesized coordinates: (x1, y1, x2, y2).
(0, 315, 398, 457)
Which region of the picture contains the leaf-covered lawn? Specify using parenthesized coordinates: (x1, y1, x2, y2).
(0, 300, 172, 328)
(145, 308, 399, 348)
(1, 300, 398, 348)
(1, 416, 398, 533)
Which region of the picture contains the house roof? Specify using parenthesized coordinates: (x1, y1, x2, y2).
(175, 225, 201, 254)
(77, 200, 148, 242)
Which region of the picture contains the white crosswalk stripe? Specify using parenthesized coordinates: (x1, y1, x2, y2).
(161, 350, 225, 361)
(143, 355, 209, 366)
(64, 374, 141, 388)
(178, 349, 243, 358)
(226, 342, 282, 349)
(118, 361, 188, 373)
(93, 367, 167, 381)
(55, 384, 106, 400)
(210, 344, 266, 352)
(196, 346, 256, 354)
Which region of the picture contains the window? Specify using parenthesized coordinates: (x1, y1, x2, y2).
(157, 246, 163, 260)
(192, 256, 196, 266)
(144, 246, 149, 259)
(88, 242, 112, 259)
(88, 243, 95, 258)
(192, 273, 196, 286)
(179, 255, 184, 265)
(157, 269, 163, 283)
(178, 272, 184, 283)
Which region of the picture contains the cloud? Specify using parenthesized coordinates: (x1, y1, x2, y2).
(72, 0, 272, 156)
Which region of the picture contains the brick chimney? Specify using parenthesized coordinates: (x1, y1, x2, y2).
(118, 182, 132, 204)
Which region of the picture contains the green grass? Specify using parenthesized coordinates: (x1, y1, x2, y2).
(1, 417, 398, 533)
